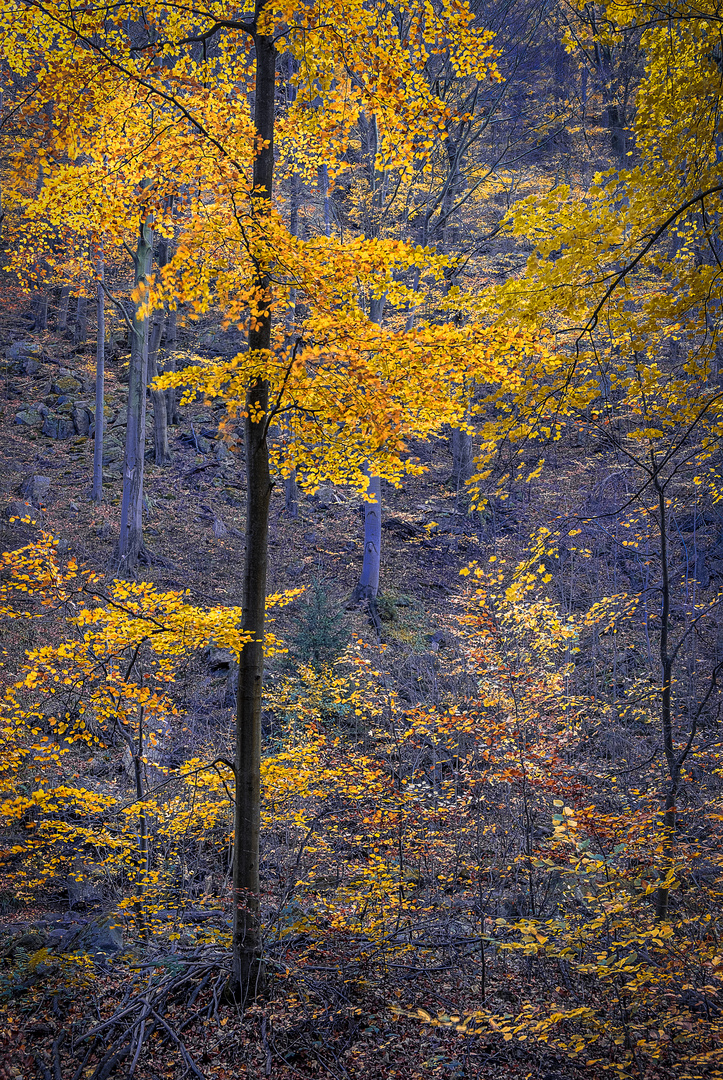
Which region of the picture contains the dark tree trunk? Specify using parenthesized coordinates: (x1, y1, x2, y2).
(230, 22, 276, 1000)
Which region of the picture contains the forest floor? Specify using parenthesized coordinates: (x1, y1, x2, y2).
(0, 311, 587, 1080)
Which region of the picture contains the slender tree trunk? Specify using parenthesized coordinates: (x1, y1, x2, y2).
(57, 285, 70, 332)
(32, 291, 48, 331)
(357, 468, 382, 599)
(284, 169, 301, 518)
(148, 310, 170, 464)
(72, 294, 88, 348)
(230, 22, 276, 1000)
(451, 425, 473, 488)
(319, 162, 331, 237)
(654, 470, 677, 920)
(91, 249, 105, 502)
(118, 217, 152, 574)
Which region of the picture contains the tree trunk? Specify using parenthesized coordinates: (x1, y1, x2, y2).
(229, 23, 276, 1001)
(451, 426, 473, 488)
(72, 294, 88, 348)
(32, 291, 48, 331)
(91, 250, 105, 502)
(118, 218, 152, 574)
(148, 310, 170, 464)
(357, 468, 382, 600)
(284, 169, 301, 517)
(57, 285, 70, 332)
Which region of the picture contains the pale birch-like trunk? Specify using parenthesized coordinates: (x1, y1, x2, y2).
(91, 250, 105, 502)
(117, 218, 152, 574)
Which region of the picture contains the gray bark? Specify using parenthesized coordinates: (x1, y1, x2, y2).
(358, 469, 381, 599)
(72, 294, 88, 348)
(451, 426, 473, 488)
(91, 251, 105, 502)
(148, 309, 170, 465)
(118, 218, 152, 574)
(57, 285, 70, 332)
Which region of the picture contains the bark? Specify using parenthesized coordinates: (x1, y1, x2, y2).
(148, 309, 170, 464)
(284, 168, 301, 518)
(72, 294, 88, 348)
(91, 251, 105, 502)
(32, 291, 48, 331)
(118, 218, 152, 575)
(319, 162, 331, 237)
(284, 469, 299, 518)
(229, 22, 276, 1001)
(654, 471, 676, 921)
(357, 469, 382, 600)
(450, 426, 473, 489)
(57, 285, 70, 332)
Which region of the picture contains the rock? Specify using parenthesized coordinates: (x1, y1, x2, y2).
(50, 375, 81, 395)
(196, 435, 210, 453)
(206, 646, 236, 669)
(3, 929, 48, 958)
(56, 914, 123, 957)
(24, 359, 41, 376)
(6, 341, 42, 361)
(215, 440, 233, 463)
(121, 717, 170, 782)
(4, 500, 39, 526)
(72, 403, 91, 435)
(111, 405, 128, 427)
(42, 415, 75, 440)
(15, 406, 46, 428)
(102, 440, 123, 465)
(20, 475, 51, 507)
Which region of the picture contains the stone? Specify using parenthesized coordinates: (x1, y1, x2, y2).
(50, 375, 81, 395)
(56, 914, 123, 957)
(72, 403, 91, 435)
(42, 415, 74, 440)
(15, 407, 45, 428)
(4, 500, 39, 526)
(102, 440, 123, 465)
(121, 717, 170, 782)
(20, 475, 51, 507)
(6, 341, 42, 361)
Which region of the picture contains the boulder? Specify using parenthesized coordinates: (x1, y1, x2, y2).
(20, 475, 51, 507)
(6, 341, 42, 361)
(121, 716, 171, 782)
(4, 500, 39, 526)
(42, 415, 74, 440)
(56, 914, 123, 957)
(72, 403, 91, 435)
(50, 375, 81, 395)
(102, 440, 123, 465)
(15, 406, 46, 428)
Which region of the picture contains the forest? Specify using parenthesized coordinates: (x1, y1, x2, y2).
(0, 0, 722, 1077)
